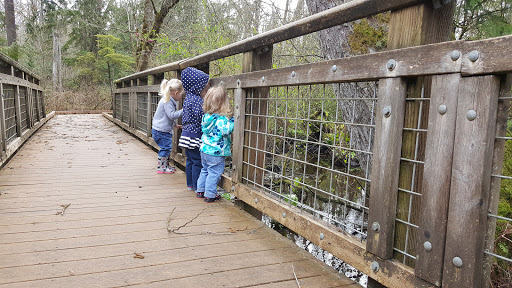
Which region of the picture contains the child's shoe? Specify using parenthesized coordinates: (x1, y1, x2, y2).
(204, 197, 216, 203)
(196, 192, 204, 198)
(157, 157, 175, 174)
(187, 187, 194, 191)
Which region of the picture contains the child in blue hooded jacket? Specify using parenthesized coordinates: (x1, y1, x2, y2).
(178, 67, 210, 193)
(196, 86, 234, 202)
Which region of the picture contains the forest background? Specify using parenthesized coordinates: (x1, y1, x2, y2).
(0, 0, 511, 286)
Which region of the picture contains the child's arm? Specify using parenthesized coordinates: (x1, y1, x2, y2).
(219, 116, 235, 136)
(164, 102, 183, 121)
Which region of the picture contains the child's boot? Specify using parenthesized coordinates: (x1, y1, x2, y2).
(166, 156, 176, 173)
(157, 157, 175, 174)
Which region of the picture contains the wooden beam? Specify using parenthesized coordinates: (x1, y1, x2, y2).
(415, 74, 460, 285)
(232, 84, 246, 184)
(442, 75, 500, 288)
(366, 77, 408, 258)
(462, 35, 512, 76)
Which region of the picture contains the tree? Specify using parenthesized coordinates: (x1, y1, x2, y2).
(96, 34, 134, 97)
(454, 0, 512, 40)
(4, 0, 16, 45)
(135, 0, 180, 71)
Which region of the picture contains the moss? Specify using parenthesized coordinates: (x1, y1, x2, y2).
(348, 17, 388, 55)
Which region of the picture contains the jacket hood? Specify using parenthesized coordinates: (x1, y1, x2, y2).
(181, 67, 210, 96)
(202, 113, 218, 134)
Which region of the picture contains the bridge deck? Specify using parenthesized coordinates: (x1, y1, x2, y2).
(0, 115, 357, 288)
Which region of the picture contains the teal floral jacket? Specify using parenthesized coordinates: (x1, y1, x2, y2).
(200, 113, 235, 156)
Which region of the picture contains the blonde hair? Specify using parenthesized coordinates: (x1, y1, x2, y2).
(160, 79, 183, 103)
(203, 86, 231, 117)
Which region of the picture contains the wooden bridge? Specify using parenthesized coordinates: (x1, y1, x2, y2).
(1, 0, 512, 287)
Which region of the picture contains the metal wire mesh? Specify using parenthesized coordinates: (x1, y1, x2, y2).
(122, 93, 129, 124)
(32, 90, 38, 122)
(19, 87, 28, 131)
(393, 83, 429, 267)
(241, 82, 377, 239)
(151, 92, 160, 118)
(37, 92, 43, 119)
(3, 84, 17, 144)
(136, 93, 148, 133)
(115, 94, 122, 120)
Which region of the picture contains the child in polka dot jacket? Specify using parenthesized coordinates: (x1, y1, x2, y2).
(151, 79, 184, 174)
(196, 86, 234, 202)
(178, 67, 210, 193)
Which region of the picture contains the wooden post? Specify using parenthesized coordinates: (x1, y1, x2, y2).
(366, 77, 407, 258)
(232, 83, 247, 184)
(26, 88, 32, 129)
(415, 74, 460, 285)
(442, 76, 500, 288)
(40, 90, 46, 118)
(242, 46, 272, 187)
(387, 1, 455, 270)
(14, 85, 22, 136)
(0, 84, 7, 151)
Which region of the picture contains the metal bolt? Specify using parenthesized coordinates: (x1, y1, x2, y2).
(291, 71, 296, 77)
(231, 185, 235, 191)
(320, 233, 325, 240)
(450, 50, 461, 61)
(371, 261, 380, 273)
(331, 65, 337, 72)
(232, 165, 236, 171)
(468, 50, 480, 62)
(371, 222, 380, 232)
(235, 104, 239, 110)
(382, 106, 392, 118)
(424, 241, 433, 252)
(282, 212, 286, 218)
(386, 59, 397, 71)
(452, 257, 463, 268)
(261, 76, 265, 82)
(466, 110, 477, 121)
(254, 198, 258, 204)
(438, 104, 447, 115)
(236, 79, 241, 87)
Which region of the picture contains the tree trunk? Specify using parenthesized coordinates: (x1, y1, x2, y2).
(135, 0, 180, 71)
(305, 0, 374, 176)
(4, 0, 17, 45)
(52, 31, 62, 92)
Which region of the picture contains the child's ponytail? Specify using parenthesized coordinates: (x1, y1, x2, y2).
(159, 79, 183, 103)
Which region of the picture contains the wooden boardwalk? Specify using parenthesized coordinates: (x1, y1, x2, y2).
(0, 115, 357, 288)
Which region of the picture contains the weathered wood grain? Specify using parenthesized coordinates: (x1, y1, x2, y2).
(442, 76, 500, 288)
(366, 78, 408, 259)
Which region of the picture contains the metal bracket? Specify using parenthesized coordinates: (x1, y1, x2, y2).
(256, 46, 270, 55)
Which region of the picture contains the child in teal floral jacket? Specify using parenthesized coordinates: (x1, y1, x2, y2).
(196, 86, 234, 202)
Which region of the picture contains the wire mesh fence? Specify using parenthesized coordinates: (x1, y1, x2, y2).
(32, 90, 38, 122)
(240, 82, 377, 240)
(19, 87, 28, 131)
(3, 84, 17, 144)
(136, 93, 148, 133)
(114, 94, 122, 120)
(122, 93, 129, 124)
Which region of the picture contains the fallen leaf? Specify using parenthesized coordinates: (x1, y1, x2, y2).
(133, 253, 144, 259)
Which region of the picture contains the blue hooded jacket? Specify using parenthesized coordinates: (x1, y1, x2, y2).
(179, 67, 210, 148)
(200, 113, 235, 157)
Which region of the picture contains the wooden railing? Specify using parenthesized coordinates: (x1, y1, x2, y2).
(108, 1, 512, 287)
(0, 53, 50, 167)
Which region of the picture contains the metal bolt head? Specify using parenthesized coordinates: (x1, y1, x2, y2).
(236, 79, 241, 87)
(466, 110, 477, 121)
(468, 50, 480, 62)
(320, 233, 325, 240)
(261, 76, 265, 82)
(386, 59, 397, 71)
(371, 222, 380, 232)
(282, 212, 286, 218)
(371, 261, 380, 273)
(424, 241, 433, 252)
(382, 106, 392, 118)
(235, 104, 239, 109)
(450, 50, 461, 61)
(438, 104, 447, 115)
(291, 71, 296, 77)
(331, 65, 337, 72)
(231, 185, 235, 191)
(254, 198, 258, 204)
(452, 257, 463, 268)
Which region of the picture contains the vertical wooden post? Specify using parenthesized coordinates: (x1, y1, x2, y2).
(34, 90, 40, 122)
(40, 90, 46, 118)
(482, 75, 512, 288)
(387, 1, 455, 270)
(366, 77, 407, 258)
(172, 70, 183, 157)
(26, 88, 32, 129)
(242, 46, 272, 186)
(14, 85, 22, 136)
(0, 84, 7, 151)
(442, 76, 500, 288)
(232, 83, 247, 185)
(415, 74, 460, 285)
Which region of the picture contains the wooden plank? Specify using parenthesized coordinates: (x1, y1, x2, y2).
(0, 73, 42, 90)
(210, 40, 462, 89)
(462, 35, 512, 76)
(366, 78, 408, 259)
(179, 0, 424, 68)
(415, 74, 460, 285)
(442, 76, 500, 288)
(115, 62, 180, 84)
(113, 85, 159, 94)
(0, 53, 41, 80)
(233, 184, 436, 288)
(232, 85, 246, 184)
(482, 74, 512, 288)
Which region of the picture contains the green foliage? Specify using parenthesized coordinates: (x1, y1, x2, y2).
(349, 18, 388, 54)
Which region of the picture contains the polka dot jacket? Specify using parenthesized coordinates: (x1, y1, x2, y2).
(179, 67, 210, 148)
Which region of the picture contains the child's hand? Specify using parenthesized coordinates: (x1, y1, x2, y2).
(175, 124, 182, 129)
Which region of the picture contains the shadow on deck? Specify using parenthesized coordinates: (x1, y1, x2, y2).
(0, 114, 357, 288)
